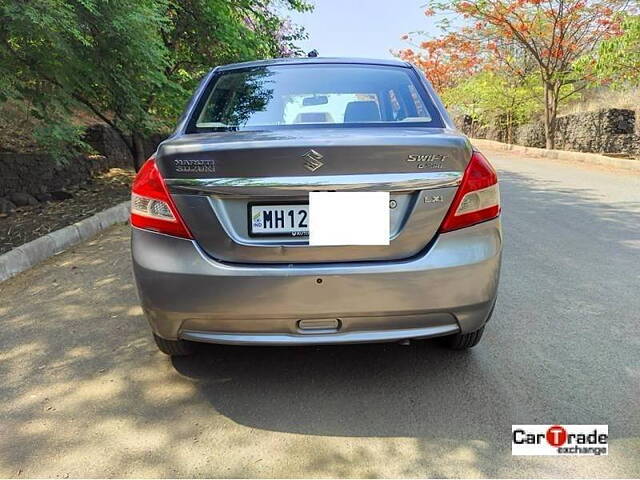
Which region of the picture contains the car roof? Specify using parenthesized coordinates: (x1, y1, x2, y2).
(216, 57, 412, 71)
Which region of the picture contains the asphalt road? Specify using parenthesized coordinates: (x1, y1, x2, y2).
(1, 148, 639, 478)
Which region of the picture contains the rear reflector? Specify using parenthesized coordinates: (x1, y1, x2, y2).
(439, 150, 500, 233)
(130, 158, 192, 239)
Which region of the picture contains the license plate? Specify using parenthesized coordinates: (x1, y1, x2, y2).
(249, 203, 309, 237)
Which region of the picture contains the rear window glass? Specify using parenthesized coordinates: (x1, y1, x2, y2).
(189, 64, 443, 132)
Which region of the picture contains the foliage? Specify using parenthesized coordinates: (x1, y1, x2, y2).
(0, 0, 169, 160)
(442, 71, 541, 141)
(396, 33, 484, 92)
(397, 0, 630, 149)
(0, 0, 311, 165)
(580, 14, 640, 87)
(160, 0, 311, 97)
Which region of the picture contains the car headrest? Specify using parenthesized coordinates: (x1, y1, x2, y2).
(294, 112, 333, 123)
(344, 101, 381, 123)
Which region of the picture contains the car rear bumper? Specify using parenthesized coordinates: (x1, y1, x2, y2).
(131, 218, 502, 345)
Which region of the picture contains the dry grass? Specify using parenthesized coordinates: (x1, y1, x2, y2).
(0, 100, 106, 153)
(0, 100, 41, 153)
(560, 86, 640, 116)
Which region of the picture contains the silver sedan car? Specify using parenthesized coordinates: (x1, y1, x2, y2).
(131, 57, 502, 356)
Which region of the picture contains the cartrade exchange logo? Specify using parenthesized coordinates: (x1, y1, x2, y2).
(512, 425, 608, 456)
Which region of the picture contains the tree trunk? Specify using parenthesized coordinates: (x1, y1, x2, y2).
(543, 81, 558, 150)
(131, 132, 147, 171)
(104, 124, 143, 172)
(543, 82, 552, 149)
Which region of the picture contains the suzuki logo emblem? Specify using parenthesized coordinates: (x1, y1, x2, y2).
(302, 149, 324, 172)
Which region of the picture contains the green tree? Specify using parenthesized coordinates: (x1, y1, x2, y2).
(443, 71, 541, 143)
(405, 0, 629, 149)
(583, 14, 640, 87)
(0, 0, 310, 166)
(1, 0, 171, 162)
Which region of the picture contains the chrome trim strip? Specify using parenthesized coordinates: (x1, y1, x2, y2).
(180, 324, 460, 346)
(165, 171, 462, 195)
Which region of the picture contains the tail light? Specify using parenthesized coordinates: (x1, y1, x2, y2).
(439, 150, 500, 233)
(130, 157, 192, 239)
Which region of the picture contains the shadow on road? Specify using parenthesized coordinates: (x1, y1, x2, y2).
(168, 165, 640, 443)
(1, 161, 639, 476)
(171, 340, 505, 439)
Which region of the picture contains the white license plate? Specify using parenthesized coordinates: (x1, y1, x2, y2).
(249, 204, 309, 237)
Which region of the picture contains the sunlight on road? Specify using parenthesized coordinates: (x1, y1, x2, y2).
(1, 150, 639, 477)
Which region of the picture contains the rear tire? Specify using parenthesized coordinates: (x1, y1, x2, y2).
(153, 333, 194, 356)
(443, 326, 485, 350)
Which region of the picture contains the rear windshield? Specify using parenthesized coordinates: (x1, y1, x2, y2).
(187, 64, 443, 132)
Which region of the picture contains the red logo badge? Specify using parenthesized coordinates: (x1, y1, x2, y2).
(546, 425, 568, 447)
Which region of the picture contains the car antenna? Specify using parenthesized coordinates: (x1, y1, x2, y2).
(307, 49, 319, 58)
